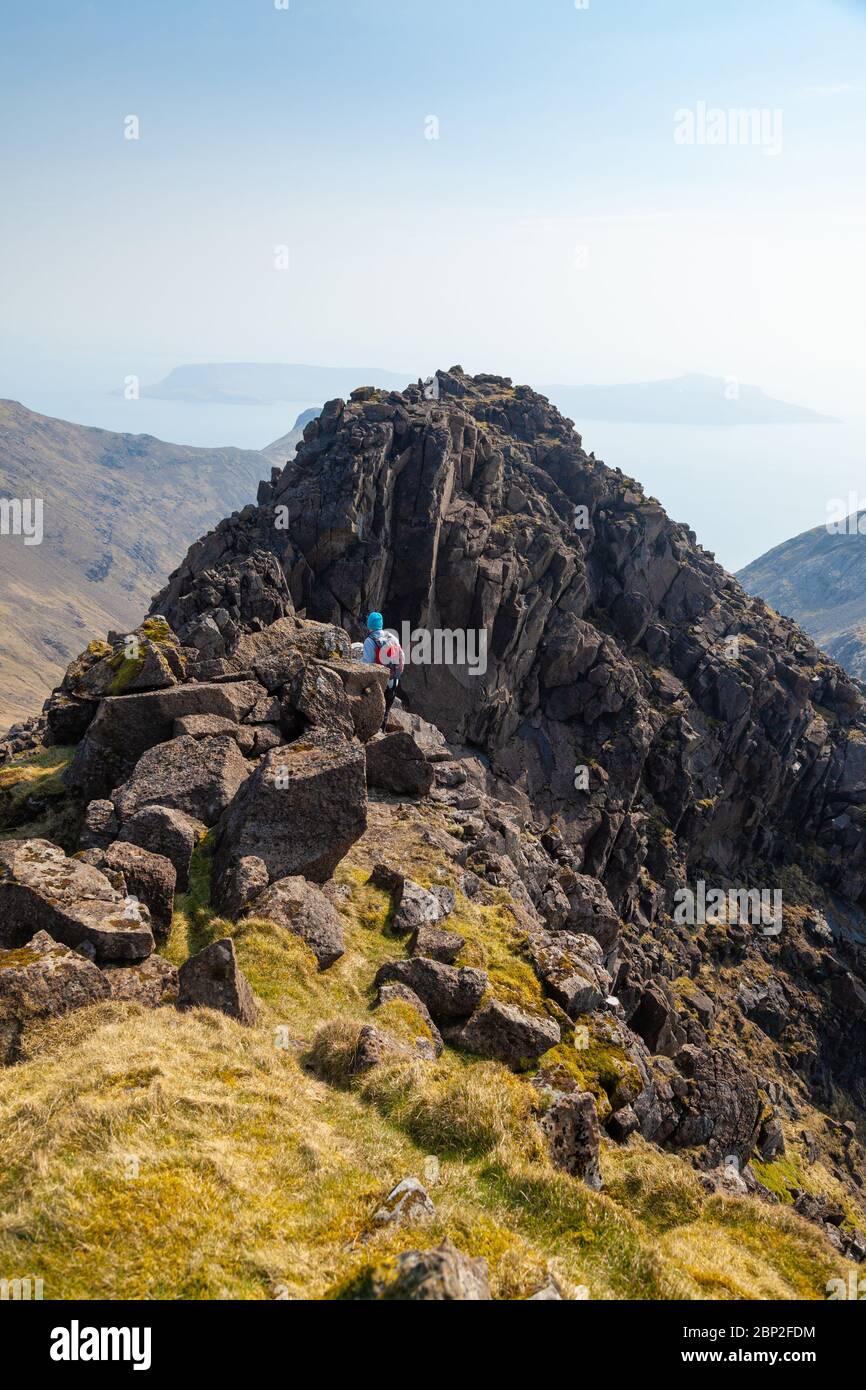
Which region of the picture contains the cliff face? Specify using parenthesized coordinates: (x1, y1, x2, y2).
(153, 368, 866, 918)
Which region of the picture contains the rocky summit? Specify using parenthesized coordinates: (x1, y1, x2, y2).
(2, 368, 866, 1300)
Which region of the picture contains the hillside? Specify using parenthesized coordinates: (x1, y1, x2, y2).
(0, 401, 269, 729)
(737, 516, 866, 682)
(2, 369, 866, 1301)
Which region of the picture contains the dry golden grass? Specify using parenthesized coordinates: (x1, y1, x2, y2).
(0, 796, 857, 1299)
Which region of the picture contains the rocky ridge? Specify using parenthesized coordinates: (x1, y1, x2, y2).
(2, 368, 866, 1297)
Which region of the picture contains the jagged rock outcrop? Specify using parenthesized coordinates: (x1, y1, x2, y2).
(148, 368, 866, 920)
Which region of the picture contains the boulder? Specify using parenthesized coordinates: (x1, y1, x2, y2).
(668, 1044, 762, 1167)
(560, 873, 621, 953)
(113, 735, 250, 827)
(376, 980, 444, 1057)
(227, 617, 304, 692)
(62, 620, 186, 700)
(83, 841, 176, 937)
(242, 694, 283, 725)
(44, 691, 97, 745)
(213, 741, 367, 902)
(364, 1240, 491, 1301)
(374, 958, 487, 1023)
(453, 998, 560, 1067)
(177, 938, 256, 1025)
(391, 879, 447, 936)
(630, 983, 684, 1058)
(409, 920, 465, 964)
(103, 953, 179, 1007)
(368, 862, 405, 896)
(173, 713, 256, 754)
(217, 855, 269, 920)
(244, 876, 345, 969)
(365, 731, 434, 797)
(79, 799, 119, 851)
(328, 661, 388, 741)
(64, 680, 264, 799)
(372, 1177, 436, 1226)
(250, 724, 283, 754)
(0, 930, 111, 1064)
(607, 1104, 640, 1142)
(348, 1023, 417, 1075)
(0, 839, 154, 962)
(527, 930, 611, 1019)
(540, 1090, 603, 1189)
(285, 663, 355, 741)
(117, 805, 205, 893)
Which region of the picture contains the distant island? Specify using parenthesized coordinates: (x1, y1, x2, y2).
(541, 373, 839, 426)
(141, 364, 838, 427)
(142, 362, 409, 405)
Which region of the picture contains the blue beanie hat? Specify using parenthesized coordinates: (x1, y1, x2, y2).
(367, 611, 383, 631)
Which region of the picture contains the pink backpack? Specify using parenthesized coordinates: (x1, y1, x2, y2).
(373, 629, 405, 677)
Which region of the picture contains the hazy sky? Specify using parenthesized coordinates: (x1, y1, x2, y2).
(2, 0, 866, 416)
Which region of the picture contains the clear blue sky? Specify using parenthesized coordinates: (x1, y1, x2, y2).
(1, 0, 865, 413)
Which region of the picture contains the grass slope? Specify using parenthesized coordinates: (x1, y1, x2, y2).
(0, 796, 854, 1299)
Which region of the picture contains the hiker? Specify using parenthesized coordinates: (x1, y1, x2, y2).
(362, 611, 406, 730)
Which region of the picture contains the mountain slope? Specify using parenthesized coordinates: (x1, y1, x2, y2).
(737, 516, 866, 682)
(3, 368, 866, 1301)
(0, 400, 269, 729)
